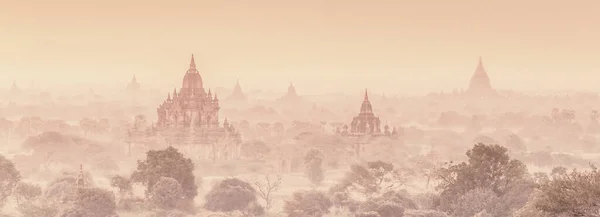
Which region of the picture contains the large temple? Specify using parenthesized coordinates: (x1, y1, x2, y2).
(466, 57, 497, 97)
(337, 89, 399, 139)
(142, 55, 241, 160)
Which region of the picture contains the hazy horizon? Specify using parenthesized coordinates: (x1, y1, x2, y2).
(2, 0, 600, 95)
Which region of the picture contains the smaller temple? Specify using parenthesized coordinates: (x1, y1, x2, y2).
(277, 82, 303, 103)
(64, 164, 88, 203)
(466, 57, 497, 97)
(337, 89, 399, 139)
(8, 81, 20, 95)
(226, 79, 247, 101)
(126, 75, 141, 93)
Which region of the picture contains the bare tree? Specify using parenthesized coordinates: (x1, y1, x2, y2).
(252, 173, 283, 211)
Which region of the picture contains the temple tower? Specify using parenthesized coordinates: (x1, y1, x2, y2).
(226, 79, 247, 101)
(467, 57, 496, 96)
(127, 74, 141, 92)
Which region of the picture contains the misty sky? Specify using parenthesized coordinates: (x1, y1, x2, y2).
(1, 0, 599, 94)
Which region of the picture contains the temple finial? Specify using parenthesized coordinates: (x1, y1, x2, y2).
(189, 54, 196, 71)
(364, 89, 369, 101)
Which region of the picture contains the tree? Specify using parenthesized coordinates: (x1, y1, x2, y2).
(0, 118, 13, 140)
(435, 143, 527, 206)
(79, 118, 97, 136)
(204, 178, 262, 214)
(449, 188, 499, 217)
(283, 190, 332, 217)
(251, 173, 282, 211)
(131, 146, 197, 201)
(14, 181, 42, 206)
(133, 115, 148, 131)
(304, 149, 325, 186)
(17, 200, 59, 217)
(148, 177, 184, 210)
(356, 191, 417, 217)
(0, 154, 21, 208)
(72, 187, 117, 217)
(535, 165, 600, 216)
(333, 161, 406, 199)
(110, 175, 132, 196)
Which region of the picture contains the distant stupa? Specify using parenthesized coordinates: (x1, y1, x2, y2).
(466, 57, 496, 97)
(127, 74, 141, 93)
(277, 82, 302, 102)
(9, 81, 20, 95)
(226, 79, 247, 101)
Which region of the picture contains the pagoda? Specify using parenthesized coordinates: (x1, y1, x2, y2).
(226, 79, 247, 101)
(276, 82, 303, 103)
(466, 57, 497, 97)
(126, 74, 141, 93)
(337, 89, 399, 139)
(8, 81, 20, 95)
(149, 54, 241, 161)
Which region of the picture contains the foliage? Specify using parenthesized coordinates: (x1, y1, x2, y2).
(283, 190, 332, 217)
(449, 188, 499, 217)
(110, 175, 132, 195)
(535, 165, 600, 216)
(131, 146, 197, 200)
(356, 191, 417, 217)
(14, 181, 42, 204)
(403, 209, 449, 217)
(204, 178, 259, 213)
(333, 161, 406, 199)
(148, 177, 184, 210)
(72, 187, 118, 217)
(0, 154, 21, 208)
(304, 149, 325, 186)
(435, 143, 527, 207)
(17, 200, 59, 217)
(355, 212, 381, 217)
(512, 190, 548, 217)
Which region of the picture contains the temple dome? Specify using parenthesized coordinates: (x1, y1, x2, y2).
(182, 72, 203, 89)
(182, 54, 203, 90)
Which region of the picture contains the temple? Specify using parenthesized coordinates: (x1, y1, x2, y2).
(9, 81, 20, 95)
(337, 89, 399, 139)
(64, 164, 88, 203)
(277, 82, 303, 103)
(126, 75, 141, 93)
(226, 79, 247, 101)
(152, 55, 241, 160)
(466, 57, 496, 97)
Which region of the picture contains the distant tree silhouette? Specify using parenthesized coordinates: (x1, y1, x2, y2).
(304, 149, 325, 186)
(333, 161, 406, 199)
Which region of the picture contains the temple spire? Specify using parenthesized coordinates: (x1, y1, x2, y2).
(477, 56, 484, 72)
(364, 89, 369, 101)
(189, 54, 196, 72)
